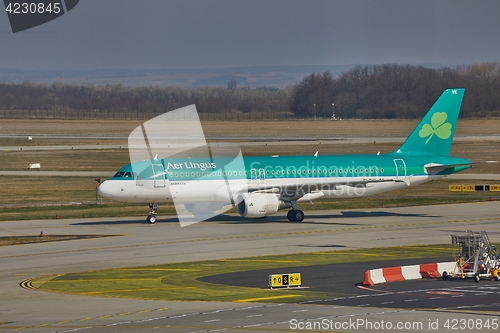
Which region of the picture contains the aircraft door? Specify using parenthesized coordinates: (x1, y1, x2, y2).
(152, 163, 167, 188)
(250, 168, 257, 181)
(393, 158, 406, 179)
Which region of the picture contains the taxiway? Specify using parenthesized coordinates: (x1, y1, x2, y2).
(1, 202, 500, 332)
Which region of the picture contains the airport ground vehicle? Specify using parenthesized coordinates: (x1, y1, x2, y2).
(443, 231, 500, 282)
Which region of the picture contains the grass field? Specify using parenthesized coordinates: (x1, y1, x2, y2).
(36, 245, 451, 302)
(2, 118, 500, 137)
(0, 235, 113, 246)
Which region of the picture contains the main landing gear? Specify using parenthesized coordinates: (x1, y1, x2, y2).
(286, 200, 304, 222)
(147, 203, 158, 224)
(287, 209, 305, 222)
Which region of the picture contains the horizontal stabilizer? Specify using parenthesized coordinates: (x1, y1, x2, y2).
(424, 162, 476, 175)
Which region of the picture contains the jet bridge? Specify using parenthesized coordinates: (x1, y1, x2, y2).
(443, 230, 500, 282)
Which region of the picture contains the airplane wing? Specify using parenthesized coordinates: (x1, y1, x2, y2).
(245, 178, 402, 201)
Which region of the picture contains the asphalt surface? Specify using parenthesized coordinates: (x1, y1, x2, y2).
(202, 257, 500, 312)
(1, 202, 500, 332)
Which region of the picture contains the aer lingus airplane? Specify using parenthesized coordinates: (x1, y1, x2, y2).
(98, 88, 471, 224)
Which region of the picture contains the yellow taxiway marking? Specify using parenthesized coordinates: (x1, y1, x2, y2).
(235, 294, 300, 302)
(221, 259, 300, 263)
(120, 268, 201, 271)
(98, 315, 112, 319)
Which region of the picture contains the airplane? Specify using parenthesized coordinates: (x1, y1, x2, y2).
(98, 88, 471, 224)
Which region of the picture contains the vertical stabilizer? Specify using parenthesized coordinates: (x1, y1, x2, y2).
(392, 89, 465, 156)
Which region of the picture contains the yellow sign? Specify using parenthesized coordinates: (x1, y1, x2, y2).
(269, 273, 301, 288)
(449, 185, 462, 191)
(491, 185, 500, 192)
(461, 185, 475, 192)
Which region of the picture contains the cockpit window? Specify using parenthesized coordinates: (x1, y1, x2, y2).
(112, 171, 136, 179)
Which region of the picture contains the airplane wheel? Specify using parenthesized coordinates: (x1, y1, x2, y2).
(147, 215, 156, 224)
(442, 271, 448, 281)
(287, 210, 304, 222)
(474, 273, 480, 283)
(294, 210, 304, 222)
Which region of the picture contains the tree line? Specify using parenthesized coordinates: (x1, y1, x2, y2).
(0, 62, 499, 120)
(290, 62, 500, 118)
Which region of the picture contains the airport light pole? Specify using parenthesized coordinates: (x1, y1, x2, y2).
(313, 103, 316, 120)
(332, 103, 335, 119)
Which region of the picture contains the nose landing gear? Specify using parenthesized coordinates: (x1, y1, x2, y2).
(147, 203, 158, 224)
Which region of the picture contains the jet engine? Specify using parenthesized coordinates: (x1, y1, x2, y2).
(236, 193, 291, 218)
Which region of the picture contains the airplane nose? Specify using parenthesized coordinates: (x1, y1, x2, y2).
(97, 180, 114, 199)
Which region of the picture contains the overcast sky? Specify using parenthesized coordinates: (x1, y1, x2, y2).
(1, 0, 499, 70)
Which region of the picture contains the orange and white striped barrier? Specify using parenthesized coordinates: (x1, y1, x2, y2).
(362, 262, 456, 286)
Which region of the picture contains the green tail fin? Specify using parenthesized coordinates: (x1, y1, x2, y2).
(391, 88, 465, 157)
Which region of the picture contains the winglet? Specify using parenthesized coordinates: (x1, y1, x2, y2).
(391, 89, 465, 157)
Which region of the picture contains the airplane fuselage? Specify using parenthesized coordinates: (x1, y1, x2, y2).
(98, 153, 471, 203)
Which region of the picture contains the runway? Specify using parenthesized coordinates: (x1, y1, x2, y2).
(1, 201, 500, 332)
(1, 134, 499, 151)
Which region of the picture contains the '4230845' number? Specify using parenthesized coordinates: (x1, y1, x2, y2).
(5, 2, 62, 14)
(444, 318, 498, 330)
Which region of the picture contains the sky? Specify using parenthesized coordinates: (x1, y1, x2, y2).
(1, 0, 499, 70)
